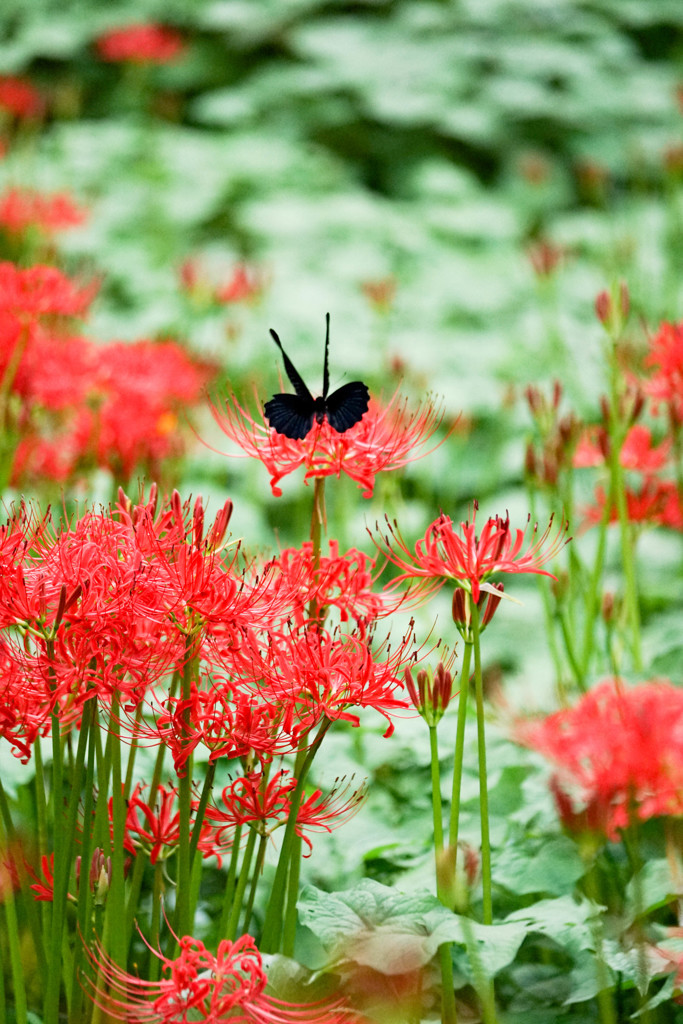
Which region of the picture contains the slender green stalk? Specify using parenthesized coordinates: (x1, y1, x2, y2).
(580, 489, 612, 680)
(189, 760, 216, 871)
(282, 833, 303, 958)
(448, 641, 472, 850)
(225, 827, 258, 941)
(429, 726, 457, 1024)
(260, 718, 331, 953)
(175, 636, 200, 942)
(0, 822, 27, 1024)
(106, 693, 127, 969)
(243, 832, 269, 936)
(149, 860, 164, 983)
(123, 701, 145, 799)
(471, 606, 492, 925)
(607, 339, 642, 671)
(0, 777, 44, 969)
(69, 700, 99, 1023)
(218, 823, 243, 939)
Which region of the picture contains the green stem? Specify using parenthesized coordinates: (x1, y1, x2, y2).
(260, 719, 331, 953)
(175, 637, 200, 942)
(448, 641, 472, 850)
(471, 605, 492, 925)
(69, 701, 99, 1023)
(107, 693, 128, 969)
(580, 489, 612, 680)
(226, 827, 258, 941)
(149, 860, 164, 984)
(607, 342, 642, 671)
(0, 821, 26, 1024)
(189, 761, 216, 872)
(218, 823, 243, 939)
(243, 832, 269, 936)
(429, 726, 457, 1024)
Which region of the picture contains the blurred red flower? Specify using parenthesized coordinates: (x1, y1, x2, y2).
(0, 76, 43, 119)
(96, 23, 186, 64)
(0, 188, 86, 237)
(515, 679, 683, 839)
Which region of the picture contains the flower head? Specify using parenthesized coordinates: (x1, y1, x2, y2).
(0, 76, 43, 120)
(85, 930, 350, 1023)
(515, 679, 683, 840)
(374, 504, 568, 602)
(0, 188, 87, 238)
(210, 389, 445, 498)
(96, 23, 186, 64)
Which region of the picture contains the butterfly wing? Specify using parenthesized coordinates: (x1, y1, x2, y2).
(325, 381, 370, 433)
(269, 329, 313, 402)
(264, 393, 315, 440)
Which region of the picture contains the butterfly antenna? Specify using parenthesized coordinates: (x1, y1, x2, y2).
(323, 313, 330, 399)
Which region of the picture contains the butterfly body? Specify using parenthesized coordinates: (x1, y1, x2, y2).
(264, 314, 370, 440)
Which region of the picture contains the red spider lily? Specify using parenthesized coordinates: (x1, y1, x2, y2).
(573, 424, 670, 472)
(0, 188, 86, 237)
(210, 390, 445, 498)
(124, 783, 182, 864)
(272, 539, 388, 625)
(645, 320, 683, 422)
(0, 76, 43, 119)
(26, 852, 76, 903)
(515, 679, 683, 840)
(145, 674, 292, 776)
(581, 478, 683, 531)
(95, 24, 186, 64)
(0, 261, 95, 320)
(199, 770, 296, 858)
(374, 504, 568, 602)
(84, 931, 351, 1024)
(260, 623, 411, 739)
(295, 776, 367, 854)
(9, 336, 212, 485)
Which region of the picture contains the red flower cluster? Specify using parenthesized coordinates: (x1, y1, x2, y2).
(516, 679, 683, 839)
(0, 188, 87, 238)
(646, 320, 683, 422)
(0, 261, 212, 487)
(96, 24, 186, 64)
(374, 504, 567, 602)
(88, 931, 350, 1024)
(180, 259, 266, 307)
(212, 389, 444, 498)
(0, 75, 43, 120)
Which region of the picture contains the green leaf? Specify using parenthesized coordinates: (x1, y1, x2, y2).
(493, 835, 585, 896)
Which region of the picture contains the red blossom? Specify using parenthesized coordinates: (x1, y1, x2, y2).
(374, 504, 568, 602)
(582, 479, 683, 531)
(260, 624, 411, 738)
(0, 76, 43, 119)
(0, 188, 86, 237)
(272, 539, 388, 625)
(210, 389, 445, 498)
(515, 679, 683, 840)
(84, 931, 351, 1024)
(125, 783, 182, 864)
(645, 320, 683, 422)
(0, 261, 95, 321)
(96, 24, 186, 64)
(573, 424, 670, 472)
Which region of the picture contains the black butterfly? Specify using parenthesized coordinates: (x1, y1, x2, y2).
(264, 314, 370, 440)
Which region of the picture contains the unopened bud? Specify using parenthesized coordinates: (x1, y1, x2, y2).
(595, 282, 630, 337)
